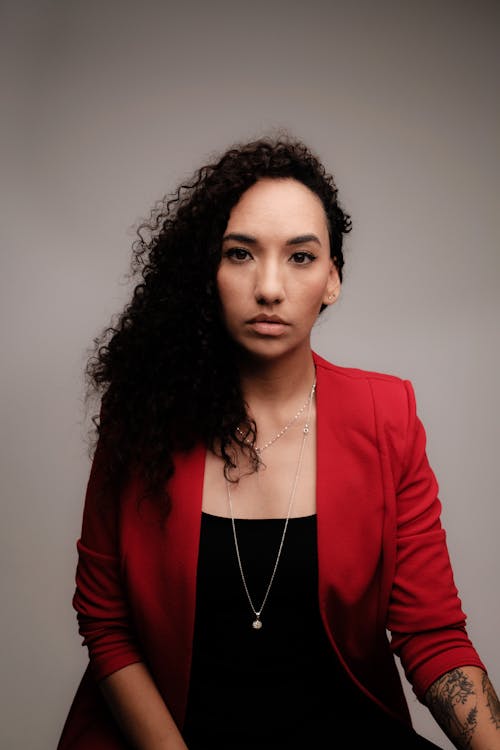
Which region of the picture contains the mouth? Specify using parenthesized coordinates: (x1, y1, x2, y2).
(247, 314, 288, 324)
(246, 314, 290, 336)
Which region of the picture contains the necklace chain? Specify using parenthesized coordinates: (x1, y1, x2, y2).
(236, 384, 314, 454)
(226, 377, 316, 630)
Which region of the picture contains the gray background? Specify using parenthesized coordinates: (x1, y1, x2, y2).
(1, 1, 499, 748)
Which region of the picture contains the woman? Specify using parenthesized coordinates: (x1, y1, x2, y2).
(57, 136, 500, 749)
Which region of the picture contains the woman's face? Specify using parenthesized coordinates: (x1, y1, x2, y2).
(216, 177, 340, 362)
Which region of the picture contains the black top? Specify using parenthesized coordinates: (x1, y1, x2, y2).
(182, 513, 443, 749)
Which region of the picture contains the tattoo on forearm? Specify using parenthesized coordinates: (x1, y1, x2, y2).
(426, 669, 500, 749)
(482, 671, 500, 730)
(426, 669, 477, 749)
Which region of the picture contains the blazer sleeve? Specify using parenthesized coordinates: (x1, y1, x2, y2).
(386, 379, 486, 701)
(72, 439, 144, 682)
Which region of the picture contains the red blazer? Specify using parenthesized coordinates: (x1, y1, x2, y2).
(57, 352, 485, 748)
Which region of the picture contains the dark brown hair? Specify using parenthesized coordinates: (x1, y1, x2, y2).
(85, 133, 352, 513)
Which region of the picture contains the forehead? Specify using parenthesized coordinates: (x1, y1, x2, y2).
(225, 178, 328, 236)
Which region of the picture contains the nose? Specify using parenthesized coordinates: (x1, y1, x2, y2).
(254, 258, 284, 305)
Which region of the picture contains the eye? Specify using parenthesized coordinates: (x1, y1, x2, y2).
(224, 247, 252, 262)
(290, 251, 316, 265)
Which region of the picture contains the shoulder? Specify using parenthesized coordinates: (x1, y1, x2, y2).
(313, 350, 410, 390)
(312, 350, 416, 425)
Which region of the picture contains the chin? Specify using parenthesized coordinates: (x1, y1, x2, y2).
(235, 336, 307, 363)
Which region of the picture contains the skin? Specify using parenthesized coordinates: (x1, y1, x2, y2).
(98, 177, 341, 748)
(216, 176, 340, 372)
(203, 176, 340, 519)
(99, 177, 340, 748)
(98, 178, 500, 749)
(425, 666, 500, 749)
(213, 176, 500, 748)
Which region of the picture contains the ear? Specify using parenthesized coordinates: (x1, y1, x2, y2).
(322, 260, 341, 306)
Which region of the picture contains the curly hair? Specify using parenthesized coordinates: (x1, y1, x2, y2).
(85, 133, 352, 515)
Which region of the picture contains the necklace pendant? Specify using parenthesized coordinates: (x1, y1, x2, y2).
(252, 618, 263, 630)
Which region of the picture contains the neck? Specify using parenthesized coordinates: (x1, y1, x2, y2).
(236, 346, 316, 407)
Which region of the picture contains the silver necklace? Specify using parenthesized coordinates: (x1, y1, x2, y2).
(236, 383, 314, 454)
(226, 377, 316, 630)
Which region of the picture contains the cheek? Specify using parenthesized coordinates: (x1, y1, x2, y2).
(216, 268, 244, 317)
(293, 272, 329, 310)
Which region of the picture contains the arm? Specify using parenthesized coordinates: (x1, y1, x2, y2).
(383, 380, 496, 744)
(73, 441, 187, 747)
(99, 663, 188, 750)
(424, 666, 500, 750)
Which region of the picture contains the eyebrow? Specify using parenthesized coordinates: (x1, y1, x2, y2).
(222, 232, 321, 246)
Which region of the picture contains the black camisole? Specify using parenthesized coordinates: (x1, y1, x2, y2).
(182, 513, 443, 749)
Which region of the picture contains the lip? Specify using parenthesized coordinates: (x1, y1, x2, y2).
(247, 314, 289, 324)
(246, 314, 290, 336)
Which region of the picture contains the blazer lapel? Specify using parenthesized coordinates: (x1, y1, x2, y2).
(314, 355, 386, 636)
